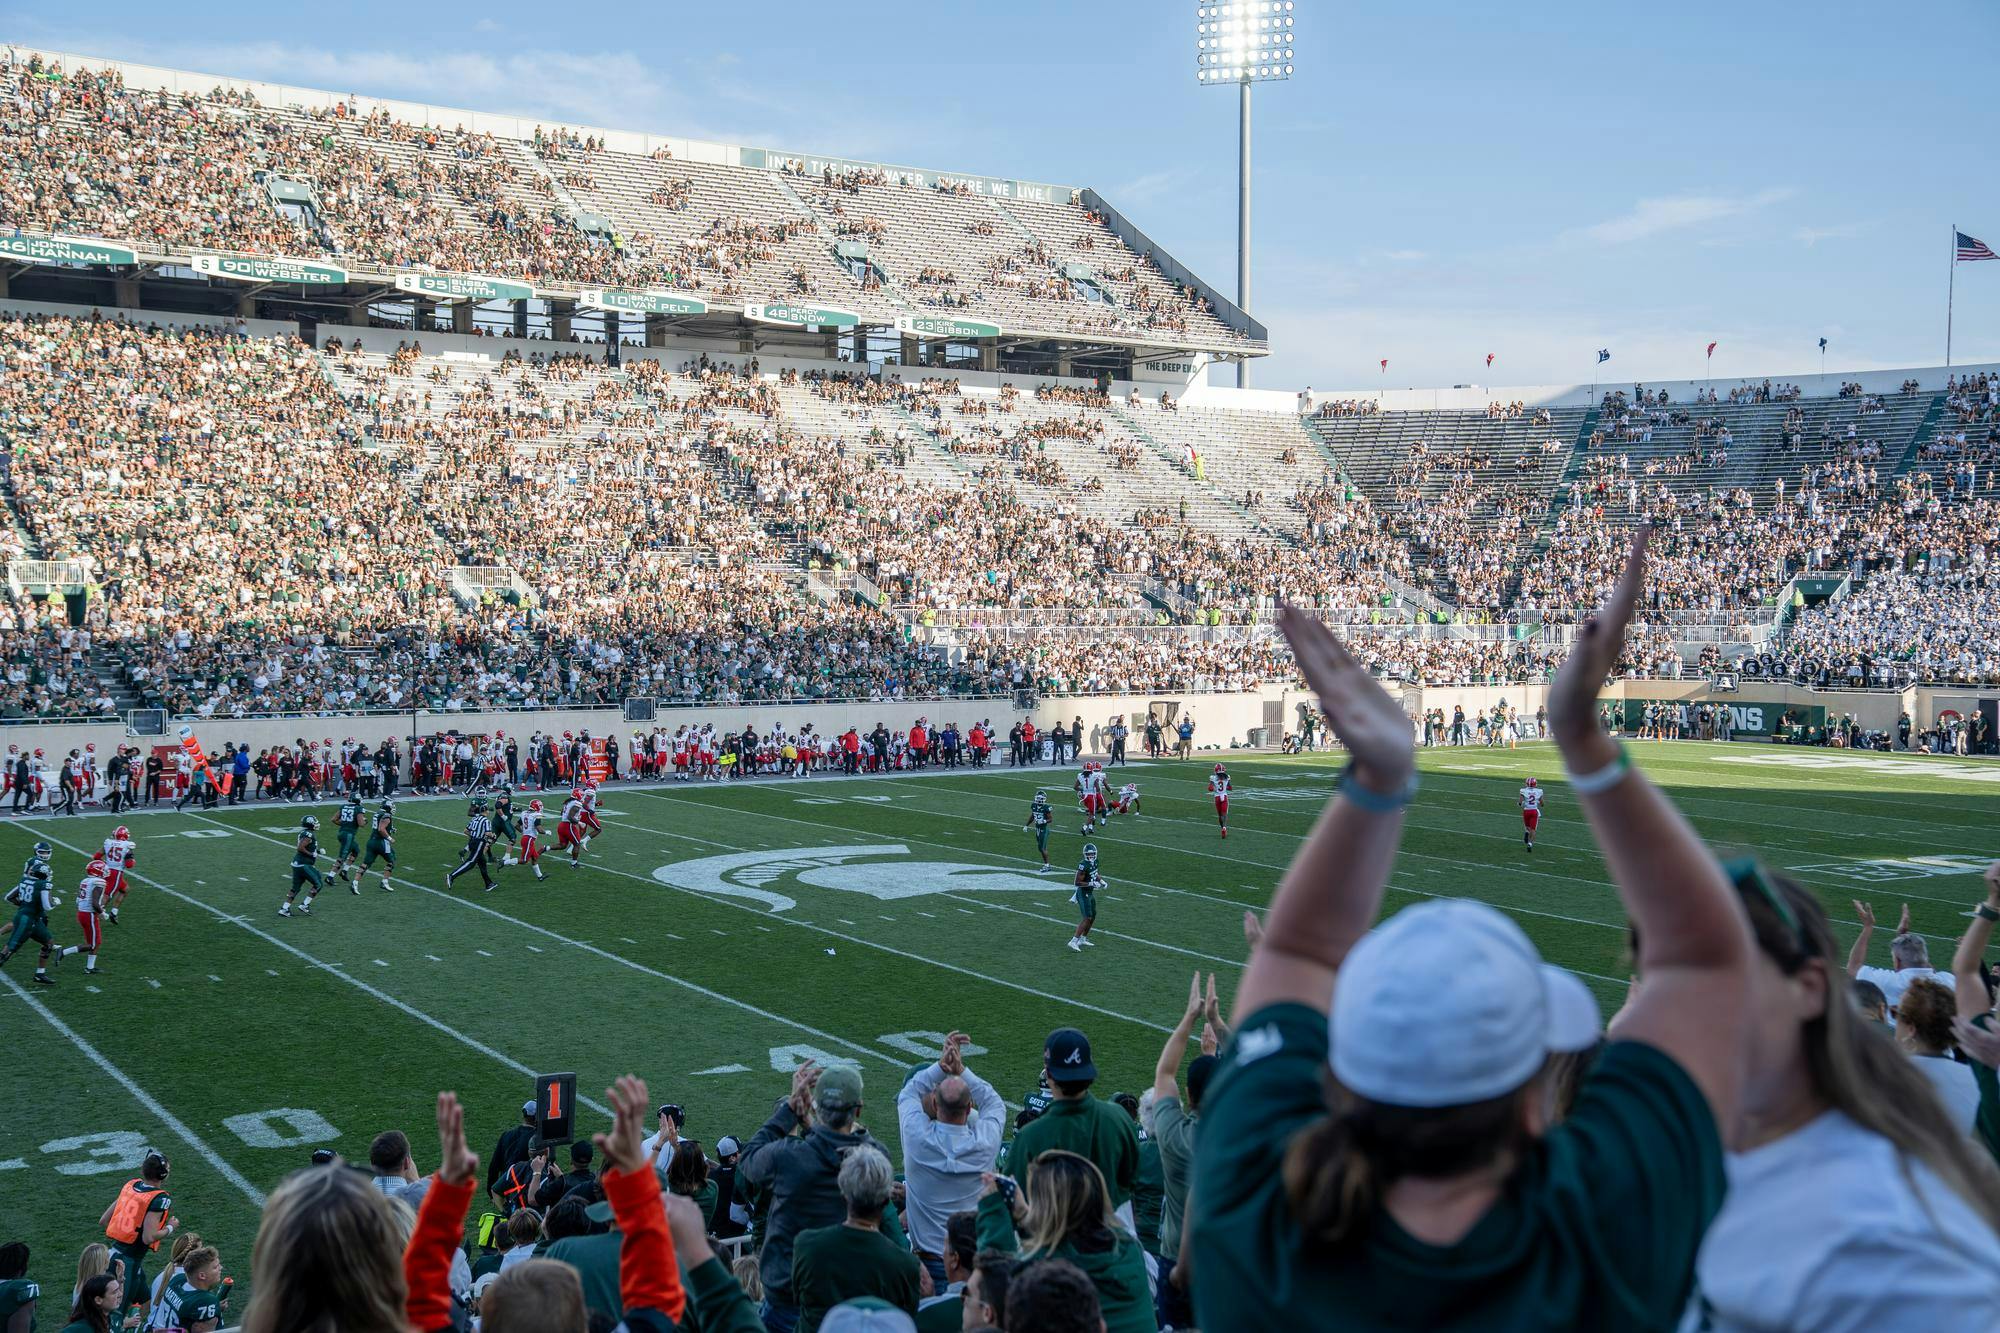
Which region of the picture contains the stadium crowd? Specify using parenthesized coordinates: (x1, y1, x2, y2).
(5, 307, 1998, 715)
(7, 533, 2000, 1333)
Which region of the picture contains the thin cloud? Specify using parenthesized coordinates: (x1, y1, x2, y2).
(1794, 222, 1866, 247)
(1107, 167, 1202, 208)
(1568, 187, 1795, 245)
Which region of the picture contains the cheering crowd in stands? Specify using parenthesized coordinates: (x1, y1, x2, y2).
(8, 539, 2000, 1333)
(6, 307, 2000, 719)
(0, 52, 1252, 348)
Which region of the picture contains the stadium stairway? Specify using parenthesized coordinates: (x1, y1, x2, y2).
(1891, 393, 1952, 478)
(768, 173, 920, 317)
(1106, 405, 1274, 538)
(1501, 408, 1597, 608)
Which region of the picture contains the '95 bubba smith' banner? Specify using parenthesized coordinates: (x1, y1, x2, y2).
(394, 272, 535, 303)
(192, 253, 348, 285)
(0, 233, 138, 266)
(744, 301, 861, 330)
(579, 288, 709, 317)
(895, 314, 1001, 340)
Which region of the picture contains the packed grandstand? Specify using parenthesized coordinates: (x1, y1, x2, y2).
(7, 34, 2000, 1333)
(0, 48, 1992, 728)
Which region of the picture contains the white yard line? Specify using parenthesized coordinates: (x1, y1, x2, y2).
(0, 968, 266, 1204)
(24, 822, 613, 1116)
(378, 810, 1173, 1036)
(181, 815, 954, 1062)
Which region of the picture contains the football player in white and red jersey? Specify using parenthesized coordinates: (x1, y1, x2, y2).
(75, 857, 108, 974)
(101, 826, 137, 924)
(1, 743, 15, 800)
(578, 784, 604, 842)
(1073, 762, 1107, 833)
(1208, 763, 1232, 838)
(1519, 776, 1544, 853)
(672, 728, 692, 781)
(517, 799, 548, 881)
(557, 789, 588, 868)
(1111, 780, 1141, 816)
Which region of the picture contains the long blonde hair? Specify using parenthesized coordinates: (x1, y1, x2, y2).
(240, 1166, 410, 1333)
(73, 1242, 110, 1296)
(1020, 1150, 1125, 1257)
(1745, 866, 2000, 1235)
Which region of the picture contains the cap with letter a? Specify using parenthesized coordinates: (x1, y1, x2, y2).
(1044, 1027, 1096, 1082)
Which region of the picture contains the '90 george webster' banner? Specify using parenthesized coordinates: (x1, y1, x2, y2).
(192, 253, 348, 285)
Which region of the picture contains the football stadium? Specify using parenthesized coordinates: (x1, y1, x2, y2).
(1, 9, 1998, 1332)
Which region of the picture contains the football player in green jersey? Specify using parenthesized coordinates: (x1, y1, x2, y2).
(493, 785, 519, 863)
(1025, 789, 1055, 871)
(151, 1243, 226, 1331)
(2, 842, 78, 983)
(1067, 843, 1102, 952)
(333, 791, 366, 889)
(278, 816, 324, 917)
(357, 800, 397, 892)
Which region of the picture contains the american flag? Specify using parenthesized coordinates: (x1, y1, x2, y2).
(1958, 231, 1996, 262)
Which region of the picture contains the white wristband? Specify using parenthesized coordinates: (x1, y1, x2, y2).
(1566, 744, 1633, 796)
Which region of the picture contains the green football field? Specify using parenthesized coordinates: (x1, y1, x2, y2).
(2, 740, 1995, 1307)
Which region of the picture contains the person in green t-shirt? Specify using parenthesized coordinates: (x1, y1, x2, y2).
(0, 1240, 39, 1333)
(1191, 533, 1752, 1332)
(149, 1244, 225, 1332)
(59, 1269, 122, 1333)
(976, 1151, 1154, 1333)
(1008, 1028, 1137, 1211)
(789, 1145, 922, 1333)
(1109, 1093, 1162, 1255)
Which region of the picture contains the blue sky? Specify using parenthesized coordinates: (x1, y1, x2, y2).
(12, 1, 2000, 389)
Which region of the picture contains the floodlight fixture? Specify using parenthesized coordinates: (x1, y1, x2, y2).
(1194, 1, 1297, 387)
(1194, 2, 1295, 83)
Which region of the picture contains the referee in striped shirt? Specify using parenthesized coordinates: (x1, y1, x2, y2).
(447, 797, 498, 892)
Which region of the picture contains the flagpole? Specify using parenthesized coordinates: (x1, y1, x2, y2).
(1948, 223, 1956, 369)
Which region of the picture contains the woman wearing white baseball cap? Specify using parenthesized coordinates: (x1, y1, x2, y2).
(1188, 530, 1757, 1331)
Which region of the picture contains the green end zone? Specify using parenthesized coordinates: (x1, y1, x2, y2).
(2, 741, 1993, 1306)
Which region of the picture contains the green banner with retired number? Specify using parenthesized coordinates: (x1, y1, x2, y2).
(895, 314, 1001, 340)
(394, 272, 534, 303)
(0, 233, 138, 266)
(579, 288, 708, 317)
(192, 253, 347, 285)
(744, 301, 860, 330)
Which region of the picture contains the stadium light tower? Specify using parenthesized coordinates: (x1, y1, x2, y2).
(1196, 0, 1294, 389)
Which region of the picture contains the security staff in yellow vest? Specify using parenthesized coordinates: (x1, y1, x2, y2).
(100, 1150, 174, 1320)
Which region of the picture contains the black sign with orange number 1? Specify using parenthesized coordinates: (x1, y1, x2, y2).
(537, 1072, 578, 1148)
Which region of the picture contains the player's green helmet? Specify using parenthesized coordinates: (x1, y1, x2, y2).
(302, 815, 318, 830)
(1082, 843, 1098, 863)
